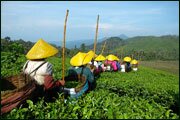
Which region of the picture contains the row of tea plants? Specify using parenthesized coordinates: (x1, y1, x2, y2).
(1, 52, 179, 119)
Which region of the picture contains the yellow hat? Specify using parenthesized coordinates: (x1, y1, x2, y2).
(106, 54, 119, 61)
(123, 56, 132, 62)
(87, 50, 98, 58)
(95, 54, 106, 61)
(131, 59, 138, 64)
(70, 52, 93, 66)
(26, 38, 58, 60)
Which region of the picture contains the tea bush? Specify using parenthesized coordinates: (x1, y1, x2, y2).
(1, 55, 179, 119)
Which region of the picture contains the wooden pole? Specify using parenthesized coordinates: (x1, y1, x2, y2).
(121, 47, 124, 60)
(93, 15, 99, 58)
(101, 41, 106, 55)
(132, 54, 133, 59)
(62, 10, 69, 84)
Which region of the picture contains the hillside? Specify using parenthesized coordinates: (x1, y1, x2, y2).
(86, 37, 126, 55)
(86, 35, 179, 60)
(123, 35, 179, 51)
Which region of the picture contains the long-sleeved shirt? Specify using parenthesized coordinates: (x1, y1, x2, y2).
(23, 60, 62, 90)
(65, 66, 95, 98)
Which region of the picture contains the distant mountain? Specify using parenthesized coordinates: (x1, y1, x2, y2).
(117, 34, 128, 40)
(50, 39, 92, 49)
(50, 37, 106, 49)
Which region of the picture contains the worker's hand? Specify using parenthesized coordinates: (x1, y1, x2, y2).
(59, 80, 65, 86)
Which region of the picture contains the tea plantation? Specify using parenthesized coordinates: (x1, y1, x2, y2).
(1, 53, 179, 119)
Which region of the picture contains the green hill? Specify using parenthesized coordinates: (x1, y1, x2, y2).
(87, 35, 179, 60)
(122, 35, 179, 51)
(86, 37, 126, 55)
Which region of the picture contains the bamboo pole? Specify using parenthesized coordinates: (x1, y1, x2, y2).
(132, 54, 134, 59)
(101, 41, 106, 55)
(93, 15, 99, 58)
(121, 47, 124, 60)
(62, 9, 69, 84)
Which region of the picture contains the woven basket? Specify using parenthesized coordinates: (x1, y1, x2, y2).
(1, 73, 32, 100)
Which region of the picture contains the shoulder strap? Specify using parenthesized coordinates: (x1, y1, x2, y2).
(22, 61, 46, 84)
(23, 61, 30, 72)
(29, 61, 47, 75)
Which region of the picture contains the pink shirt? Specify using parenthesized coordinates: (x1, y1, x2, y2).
(105, 60, 117, 71)
(111, 61, 118, 71)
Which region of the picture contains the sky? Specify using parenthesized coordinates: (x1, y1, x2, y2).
(1, 1, 179, 43)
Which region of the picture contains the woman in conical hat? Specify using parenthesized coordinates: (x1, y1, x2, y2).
(63, 52, 95, 99)
(24, 38, 65, 86)
(94, 54, 106, 73)
(1, 39, 65, 114)
(24, 38, 65, 96)
(131, 59, 138, 71)
(122, 56, 132, 72)
(105, 54, 120, 72)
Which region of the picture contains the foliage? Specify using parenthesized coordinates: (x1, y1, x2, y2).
(1, 52, 26, 77)
(1, 38, 33, 54)
(1, 55, 179, 119)
(80, 43, 86, 51)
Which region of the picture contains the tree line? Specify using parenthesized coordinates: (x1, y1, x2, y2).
(1, 37, 89, 58)
(1, 35, 179, 61)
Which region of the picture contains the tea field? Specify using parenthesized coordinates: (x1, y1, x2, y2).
(1, 52, 179, 119)
(140, 60, 179, 76)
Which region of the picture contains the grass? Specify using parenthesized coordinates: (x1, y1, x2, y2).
(139, 60, 179, 76)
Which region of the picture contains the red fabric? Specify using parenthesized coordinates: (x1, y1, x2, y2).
(1, 101, 20, 115)
(1, 82, 36, 115)
(1, 76, 62, 115)
(44, 75, 61, 90)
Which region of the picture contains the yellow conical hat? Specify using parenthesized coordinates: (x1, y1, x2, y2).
(106, 54, 119, 61)
(26, 38, 58, 60)
(131, 59, 138, 64)
(87, 50, 98, 58)
(123, 56, 132, 62)
(70, 52, 93, 66)
(95, 54, 106, 61)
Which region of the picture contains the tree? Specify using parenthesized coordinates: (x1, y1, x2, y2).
(80, 43, 86, 52)
(4, 36, 11, 41)
(9, 43, 24, 54)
